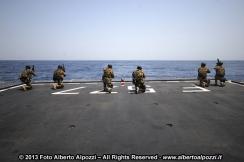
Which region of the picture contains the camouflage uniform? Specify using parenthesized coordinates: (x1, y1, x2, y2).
(198, 63, 210, 87)
(102, 65, 114, 93)
(20, 66, 35, 90)
(52, 65, 66, 89)
(214, 64, 226, 86)
(132, 66, 146, 94)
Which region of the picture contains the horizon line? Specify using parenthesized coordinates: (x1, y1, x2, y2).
(0, 59, 243, 61)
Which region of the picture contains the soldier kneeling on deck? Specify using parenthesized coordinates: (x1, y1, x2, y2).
(198, 62, 210, 88)
(102, 64, 114, 93)
(214, 59, 226, 87)
(132, 66, 146, 94)
(19, 65, 36, 91)
(52, 65, 66, 89)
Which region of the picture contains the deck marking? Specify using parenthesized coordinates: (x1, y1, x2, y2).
(182, 85, 210, 93)
(228, 81, 244, 87)
(0, 84, 46, 93)
(52, 86, 85, 95)
(127, 85, 156, 93)
(89, 90, 118, 94)
(0, 84, 24, 93)
(146, 88, 156, 93)
(127, 86, 134, 91)
(89, 85, 119, 94)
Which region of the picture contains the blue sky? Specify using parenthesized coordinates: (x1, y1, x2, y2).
(0, 0, 244, 60)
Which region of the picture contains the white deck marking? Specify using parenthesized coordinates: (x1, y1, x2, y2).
(128, 86, 134, 91)
(89, 85, 119, 94)
(146, 88, 156, 93)
(52, 87, 85, 95)
(228, 81, 244, 87)
(89, 90, 118, 94)
(0, 84, 45, 93)
(128, 85, 151, 90)
(0, 85, 24, 93)
(127, 85, 156, 93)
(182, 85, 210, 93)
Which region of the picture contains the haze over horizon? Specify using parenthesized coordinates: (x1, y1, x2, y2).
(1, 0, 244, 60)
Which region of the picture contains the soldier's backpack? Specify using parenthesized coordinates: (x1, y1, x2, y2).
(20, 70, 28, 79)
(135, 70, 144, 80)
(217, 66, 225, 76)
(198, 67, 208, 77)
(53, 69, 64, 80)
(104, 68, 113, 78)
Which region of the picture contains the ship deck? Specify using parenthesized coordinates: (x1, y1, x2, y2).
(0, 80, 244, 162)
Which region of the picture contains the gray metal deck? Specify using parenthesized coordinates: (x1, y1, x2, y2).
(0, 81, 244, 162)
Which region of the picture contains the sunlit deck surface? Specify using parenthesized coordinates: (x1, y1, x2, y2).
(0, 80, 244, 162)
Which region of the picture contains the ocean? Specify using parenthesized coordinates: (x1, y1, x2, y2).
(0, 60, 243, 88)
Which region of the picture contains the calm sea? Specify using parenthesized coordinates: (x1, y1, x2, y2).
(0, 60, 243, 88)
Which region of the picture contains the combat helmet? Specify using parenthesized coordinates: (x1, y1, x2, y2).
(58, 65, 63, 69)
(137, 66, 142, 70)
(25, 65, 31, 70)
(108, 64, 112, 68)
(216, 58, 223, 66)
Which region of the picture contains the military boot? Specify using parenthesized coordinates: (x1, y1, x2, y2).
(26, 85, 32, 90)
(202, 82, 206, 88)
(220, 82, 225, 87)
(107, 87, 112, 93)
(52, 83, 57, 90)
(57, 83, 64, 89)
(22, 85, 27, 91)
(60, 84, 64, 89)
(135, 86, 138, 94)
(214, 80, 218, 86)
(141, 84, 146, 93)
(206, 79, 210, 87)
